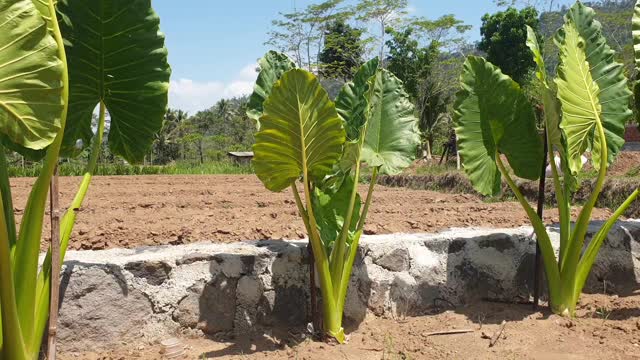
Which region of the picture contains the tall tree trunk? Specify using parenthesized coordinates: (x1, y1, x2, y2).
(198, 141, 204, 165)
(379, 20, 385, 68)
(425, 137, 433, 160)
(307, 39, 312, 72)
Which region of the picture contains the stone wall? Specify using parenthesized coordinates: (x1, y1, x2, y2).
(56, 221, 640, 351)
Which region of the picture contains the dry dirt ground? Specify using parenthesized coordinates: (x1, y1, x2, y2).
(60, 293, 640, 360)
(10, 175, 614, 251)
(12, 174, 637, 359)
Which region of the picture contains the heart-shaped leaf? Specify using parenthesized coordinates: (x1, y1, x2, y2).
(57, 0, 171, 163)
(246, 51, 296, 126)
(557, 2, 632, 168)
(555, 21, 602, 174)
(454, 56, 542, 196)
(335, 57, 379, 140)
(361, 69, 420, 175)
(0, 0, 63, 153)
(253, 69, 345, 192)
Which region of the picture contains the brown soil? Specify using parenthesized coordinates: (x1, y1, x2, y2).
(59, 292, 640, 359)
(411, 150, 640, 177)
(10, 175, 614, 251)
(610, 151, 640, 176)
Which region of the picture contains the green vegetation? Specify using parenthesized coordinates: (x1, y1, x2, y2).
(0, 0, 170, 358)
(6, 0, 634, 175)
(479, 6, 541, 84)
(7, 162, 252, 178)
(249, 53, 419, 342)
(319, 19, 366, 80)
(454, 1, 638, 317)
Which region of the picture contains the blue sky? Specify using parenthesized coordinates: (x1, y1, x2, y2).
(153, 1, 570, 113)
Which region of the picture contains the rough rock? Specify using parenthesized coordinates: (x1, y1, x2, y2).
(53, 221, 640, 350)
(374, 247, 410, 272)
(173, 273, 237, 334)
(124, 260, 172, 285)
(58, 266, 153, 351)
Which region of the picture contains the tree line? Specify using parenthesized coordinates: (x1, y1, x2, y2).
(8, 0, 636, 168)
(261, 0, 638, 160)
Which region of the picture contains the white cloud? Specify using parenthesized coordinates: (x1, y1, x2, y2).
(238, 63, 259, 80)
(169, 63, 257, 114)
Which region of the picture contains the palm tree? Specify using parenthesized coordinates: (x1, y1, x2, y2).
(417, 79, 450, 160)
(161, 109, 189, 162)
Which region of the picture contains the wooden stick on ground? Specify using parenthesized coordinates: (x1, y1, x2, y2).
(489, 321, 507, 347)
(48, 166, 61, 360)
(424, 329, 474, 337)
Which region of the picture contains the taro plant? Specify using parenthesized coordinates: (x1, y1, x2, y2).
(454, 0, 638, 317)
(0, 0, 170, 358)
(248, 54, 420, 342)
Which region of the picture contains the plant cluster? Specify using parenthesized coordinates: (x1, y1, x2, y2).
(247, 52, 420, 342)
(2, 0, 640, 356)
(455, 0, 639, 316)
(0, 0, 170, 358)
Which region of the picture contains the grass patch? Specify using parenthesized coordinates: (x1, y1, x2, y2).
(414, 164, 462, 176)
(8, 161, 253, 177)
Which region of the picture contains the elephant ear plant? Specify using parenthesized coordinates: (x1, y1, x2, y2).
(0, 0, 170, 359)
(249, 55, 420, 342)
(454, 0, 638, 317)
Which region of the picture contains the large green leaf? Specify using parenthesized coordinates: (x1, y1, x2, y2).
(526, 24, 577, 192)
(454, 56, 542, 196)
(335, 57, 379, 140)
(555, 21, 602, 174)
(312, 175, 361, 250)
(246, 51, 296, 125)
(526, 25, 562, 147)
(0, 0, 63, 152)
(253, 69, 345, 192)
(57, 0, 171, 163)
(558, 2, 632, 168)
(361, 69, 420, 175)
(525, 25, 547, 84)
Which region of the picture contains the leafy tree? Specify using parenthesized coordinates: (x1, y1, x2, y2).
(417, 71, 455, 160)
(495, 0, 561, 11)
(354, 0, 409, 67)
(384, 15, 471, 158)
(151, 98, 255, 165)
(265, 12, 306, 68)
(319, 20, 365, 80)
(152, 109, 187, 165)
(479, 7, 541, 84)
(412, 14, 472, 51)
(266, 0, 347, 70)
(385, 27, 435, 100)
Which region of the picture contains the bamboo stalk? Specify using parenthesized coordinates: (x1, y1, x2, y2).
(47, 166, 60, 360)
